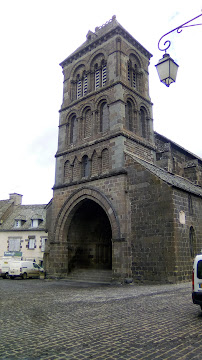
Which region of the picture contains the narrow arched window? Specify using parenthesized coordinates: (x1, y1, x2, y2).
(83, 73, 88, 96)
(64, 160, 71, 183)
(128, 61, 137, 89)
(72, 157, 80, 181)
(76, 75, 82, 99)
(84, 109, 92, 138)
(101, 149, 109, 173)
(128, 61, 131, 83)
(82, 155, 90, 178)
(126, 101, 133, 131)
(140, 108, 146, 138)
(73, 66, 87, 100)
(102, 60, 107, 86)
(100, 102, 109, 132)
(93, 58, 107, 91)
(70, 115, 77, 144)
(95, 64, 100, 90)
(91, 151, 99, 176)
(128, 55, 141, 91)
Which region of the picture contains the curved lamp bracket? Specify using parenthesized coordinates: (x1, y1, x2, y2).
(158, 13, 202, 53)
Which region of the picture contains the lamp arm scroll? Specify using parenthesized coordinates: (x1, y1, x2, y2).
(158, 13, 202, 53)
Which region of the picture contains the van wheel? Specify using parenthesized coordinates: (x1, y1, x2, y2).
(5, 273, 10, 279)
(22, 273, 27, 280)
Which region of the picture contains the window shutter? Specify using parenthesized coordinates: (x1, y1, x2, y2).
(102, 65, 107, 86)
(29, 238, 35, 249)
(77, 80, 82, 99)
(83, 75, 88, 95)
(9, 238, 21, 251)
(132, 71, 136, 88)
(95, 69, 100, 90)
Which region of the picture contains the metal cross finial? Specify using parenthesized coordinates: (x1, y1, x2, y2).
(158, 12, 202, 53)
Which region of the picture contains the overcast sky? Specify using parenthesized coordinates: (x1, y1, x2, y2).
(0, 1, 201, 204)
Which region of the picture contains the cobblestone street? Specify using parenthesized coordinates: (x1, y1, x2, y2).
(0, 279, 202, 360)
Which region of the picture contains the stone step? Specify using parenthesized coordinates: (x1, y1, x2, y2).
(66, 268, 113, 284)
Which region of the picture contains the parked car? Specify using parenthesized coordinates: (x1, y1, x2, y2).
(192, 254, 202, 310)
(9, 261, 45, 279)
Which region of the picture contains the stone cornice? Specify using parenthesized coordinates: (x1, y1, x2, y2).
(55, 130, 156, 158)
(52, 168, 127, 191)
(60, 24, 152, 68)
(59, 81, 153, 114)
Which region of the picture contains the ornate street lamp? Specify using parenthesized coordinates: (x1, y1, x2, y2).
(156, 13, 202, 86)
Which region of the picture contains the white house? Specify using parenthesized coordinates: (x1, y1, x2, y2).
(0, 193, 48, 266)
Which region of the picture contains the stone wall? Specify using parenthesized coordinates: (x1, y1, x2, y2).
(127, 160, 176, 283)
(173, 189, 202, 282)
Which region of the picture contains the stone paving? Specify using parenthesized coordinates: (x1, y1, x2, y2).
(0, 278, 202, 359)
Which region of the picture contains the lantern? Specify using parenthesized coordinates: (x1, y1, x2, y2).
(155, 53, 179, 87)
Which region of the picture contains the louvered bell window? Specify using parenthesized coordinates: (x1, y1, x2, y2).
(102, 65, 107, 86)
(128, 63, 131, 82)
(77, 79, 82, 99)
(132, 71, 136, 88)
(95, 69, 100, 90)
(83, 75, 88, 95)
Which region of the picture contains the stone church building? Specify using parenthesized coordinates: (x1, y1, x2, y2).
(45, 16, 202, 283)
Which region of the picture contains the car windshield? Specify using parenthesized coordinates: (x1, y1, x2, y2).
(33, 263, 40, 269)
(197, 260, 202, 279)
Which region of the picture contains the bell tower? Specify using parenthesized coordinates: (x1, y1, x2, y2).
(55, 15, 154, 188)
(46, 16, 155, 281)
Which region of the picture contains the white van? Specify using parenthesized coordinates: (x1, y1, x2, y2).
(9, 261, 45, 279)
(0, 257, 17, 279)
(192, 254, 202, 310)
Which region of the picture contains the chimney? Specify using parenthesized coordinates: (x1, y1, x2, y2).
(9, 193, 23, 205)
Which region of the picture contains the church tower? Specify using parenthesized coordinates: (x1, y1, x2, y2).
(46, 16, 155, 282)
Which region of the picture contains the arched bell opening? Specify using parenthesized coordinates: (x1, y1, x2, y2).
(67, 199, 112, 272)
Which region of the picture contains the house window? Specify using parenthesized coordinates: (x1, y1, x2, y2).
(41, 237, 47, 252)
(8, 238, 21, 251)
(31, 219, 42, 228)
(28, 237, 35, 249)
(15, 220, 21, 228)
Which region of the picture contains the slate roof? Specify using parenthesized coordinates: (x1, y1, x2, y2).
(0, 204, 47, 231)
(0, 199, 13, 219)
(125, 151, 202, 198)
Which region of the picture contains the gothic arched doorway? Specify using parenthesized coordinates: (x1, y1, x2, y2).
(67, 199, 112, 272)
